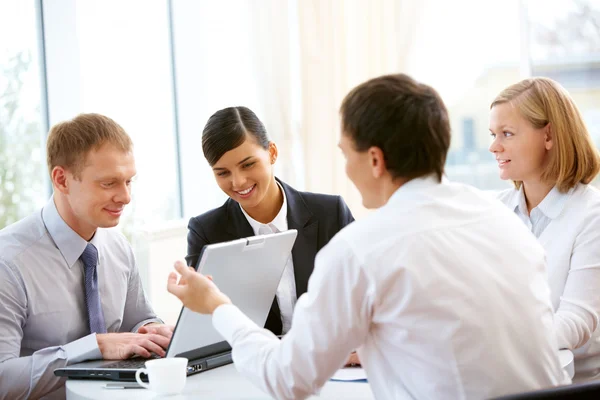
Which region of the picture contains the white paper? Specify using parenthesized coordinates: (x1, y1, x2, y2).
(330, 367, 367, 382)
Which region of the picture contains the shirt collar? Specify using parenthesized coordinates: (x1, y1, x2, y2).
(513, 185, 528, 217)
(240, 181, 288, 234)
(537, 186, 573, 219)
(387, 174, 443, 207)
(42, 196, 102, 269)
(512, 185, 572, 219)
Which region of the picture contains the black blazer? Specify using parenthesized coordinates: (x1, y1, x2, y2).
(185, 178, 355, 335)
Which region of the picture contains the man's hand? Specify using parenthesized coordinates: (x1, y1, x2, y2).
(96, 332, 171, 359)
(138, 323, 175, 341)
(167, 260, 231, 314)
(345, 351, 361, 367)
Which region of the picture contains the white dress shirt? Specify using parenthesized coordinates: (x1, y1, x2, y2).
(240, 182, 297, 334)
(498, 183, 600, 382)
(214, 176, 569, 400)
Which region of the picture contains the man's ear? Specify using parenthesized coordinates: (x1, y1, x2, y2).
(51, 166, 70, 194)
(368, 146, 387, 179)
(544, 123, 553, 151)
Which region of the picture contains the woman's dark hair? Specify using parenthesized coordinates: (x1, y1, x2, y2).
(202, 106, 270, 166)
(340, 73, 451, 182)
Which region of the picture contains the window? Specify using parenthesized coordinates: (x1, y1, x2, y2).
(410, 0, 600, 190)
(408, 0, 522, 190)
(526, 0, 600, 187)
(0, 0, 47, 229)
(73, 0, 181, 237)
(171, 0, 265, 218)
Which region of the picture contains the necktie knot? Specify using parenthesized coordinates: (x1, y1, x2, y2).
(81, 243, 98, 270)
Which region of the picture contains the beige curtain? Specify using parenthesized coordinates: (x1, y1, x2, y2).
(248, 0, 301, 188)
(297, 0, 424, 218)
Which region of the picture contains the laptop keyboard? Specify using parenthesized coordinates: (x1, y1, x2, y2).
(103, 354, 161, 369)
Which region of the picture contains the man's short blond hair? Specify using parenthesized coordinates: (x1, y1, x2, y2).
(491, 77, 600, 192)
(46, 113, 133, 178)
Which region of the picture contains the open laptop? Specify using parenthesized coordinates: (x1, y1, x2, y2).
(54, 229, 297, 381)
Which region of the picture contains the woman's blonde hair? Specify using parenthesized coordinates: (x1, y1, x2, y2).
(491, 77, 600, 192)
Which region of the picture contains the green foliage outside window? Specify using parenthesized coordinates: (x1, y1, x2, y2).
(0, 51, 45, 230)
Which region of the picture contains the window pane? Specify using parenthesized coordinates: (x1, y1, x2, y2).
(527, 0, 600, 187)
(408, 0, 521, 190)
(0, 1, 47, 229)
(172, 0, 272, 217)
(74, 0, 180, 234)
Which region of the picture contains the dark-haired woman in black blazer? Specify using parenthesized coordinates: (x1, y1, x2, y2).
(185, 106, 354, 336)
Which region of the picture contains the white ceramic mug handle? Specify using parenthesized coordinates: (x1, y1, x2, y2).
(135, 368, 150, 389)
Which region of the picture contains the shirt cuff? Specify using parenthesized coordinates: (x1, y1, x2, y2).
(131, 318, 164, 333)
(212, 304, 258, 343)
(63, 333, 102, 364)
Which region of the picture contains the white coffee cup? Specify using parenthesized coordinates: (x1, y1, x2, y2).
(135, 357, 188, 395)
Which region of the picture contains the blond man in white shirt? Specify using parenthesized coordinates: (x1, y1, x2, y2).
(490, 77, 600, 382)
(168, 74, 569, 399)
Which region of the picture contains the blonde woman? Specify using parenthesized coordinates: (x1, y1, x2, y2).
(489, 77, 600, 381)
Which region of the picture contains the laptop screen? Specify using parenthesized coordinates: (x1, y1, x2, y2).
(164, 231, 297, 361)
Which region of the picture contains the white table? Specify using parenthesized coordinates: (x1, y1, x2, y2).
(66, 364, 373, 399)
(66, 350, 575, 399)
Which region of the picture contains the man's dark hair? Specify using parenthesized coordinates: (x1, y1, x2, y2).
(202, 106, 269, 166)
(340, 74, 451, 182)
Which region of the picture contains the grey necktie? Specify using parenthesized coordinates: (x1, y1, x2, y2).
(80, 243, 107, 334)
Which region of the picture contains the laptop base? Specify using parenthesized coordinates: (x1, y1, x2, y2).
(55, 351, 232, 381)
